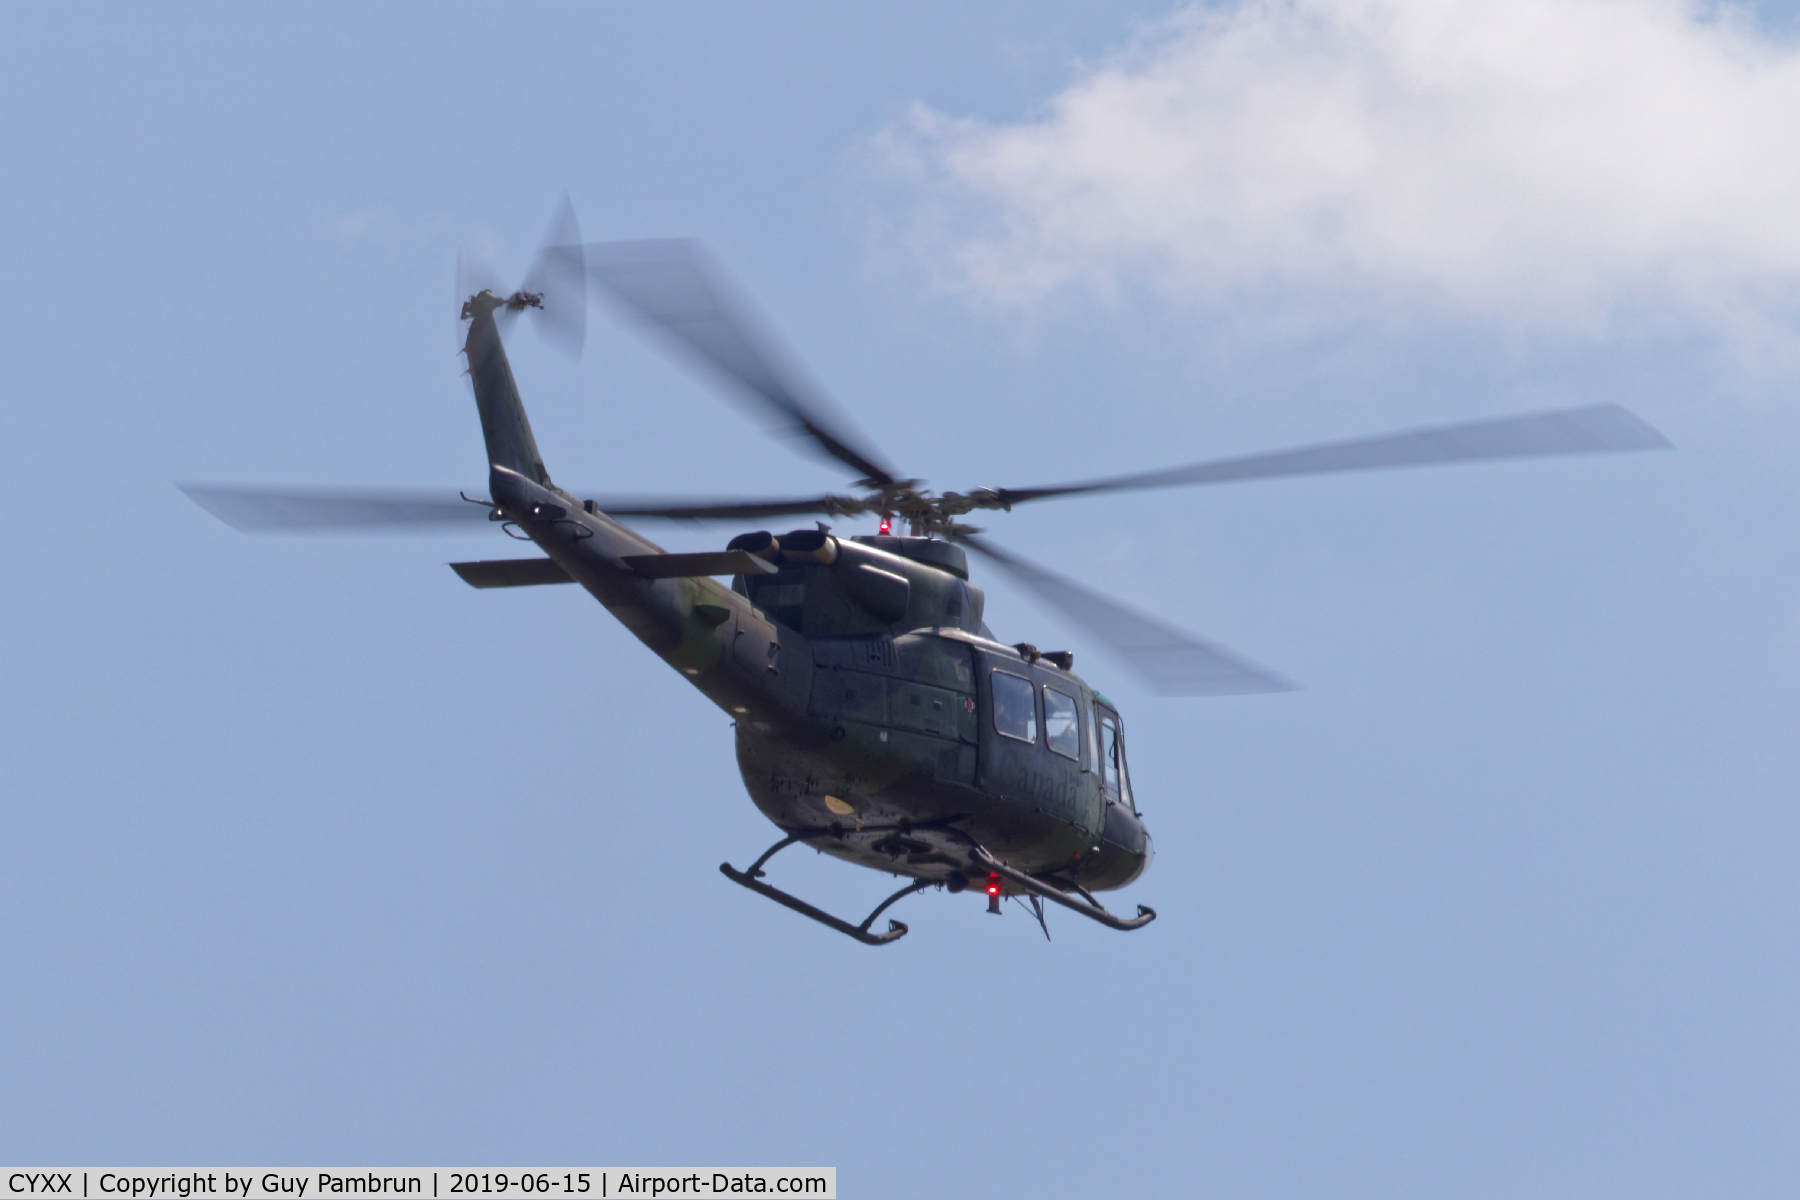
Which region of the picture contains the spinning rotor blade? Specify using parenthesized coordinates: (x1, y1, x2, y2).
(456, 196, 588, 359)
(583, 239, 900, 486)
(180, 484, 860, 532)
(179, 484, 489, 533)
(520, 192, 586, 358)
(593, 494, 867, 521)
(455, 249, 504, 349)
(962, 536, 1292, 697)
(455, 249, 504, 304)
(992, 404, 1670, 507)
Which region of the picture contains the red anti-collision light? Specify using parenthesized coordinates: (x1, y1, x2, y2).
(878, 518, 891, 535)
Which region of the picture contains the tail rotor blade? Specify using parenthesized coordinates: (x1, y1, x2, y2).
(455, 248, 507, 351)
(963, 536, 1293, 697)
(520, 191, 587, 359)
(455, 249, 504, 309)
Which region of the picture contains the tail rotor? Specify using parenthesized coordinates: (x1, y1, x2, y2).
(456, 192, 587, 358)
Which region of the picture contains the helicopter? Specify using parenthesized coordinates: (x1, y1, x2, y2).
(182, 202, 1671, 945)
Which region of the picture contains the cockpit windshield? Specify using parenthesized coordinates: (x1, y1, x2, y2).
(1096, 707, 1134, 813)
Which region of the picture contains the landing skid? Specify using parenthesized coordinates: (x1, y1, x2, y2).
(720, 830, 932, 946)
(963, 842, 1157, 932)
(721, 826, 1157, 944)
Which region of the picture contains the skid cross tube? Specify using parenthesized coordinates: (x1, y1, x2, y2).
(720, 829, 933, 946)
(966, 844, 1156, 932)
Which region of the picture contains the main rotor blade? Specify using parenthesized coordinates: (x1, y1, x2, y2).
(180, 483, 864, 532)
(993, 404, 1670, 506)
(962, 536, 1292, 697)
(522, 192, 587, 358)
(179, 484, 493, 533)
(582, 239, 900, 486)
(593, 494, 869, 521)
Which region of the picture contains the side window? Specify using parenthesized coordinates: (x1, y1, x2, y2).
(991, 671, 1037, 743)
(1098, 712, 1121, 797)
(1087, 704, 1100, 774)
(1097, 709, 1137, 812)
(1119, 743, 1134, 811)
(1043, 687, 1080, 760)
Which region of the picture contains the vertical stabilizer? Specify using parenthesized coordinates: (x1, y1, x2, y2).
(463, 292, 552, 486)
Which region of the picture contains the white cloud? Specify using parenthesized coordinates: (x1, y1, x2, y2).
(883, 0, 1800, 332)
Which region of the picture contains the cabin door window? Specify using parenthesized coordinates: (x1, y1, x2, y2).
(990, 670, 1038, 743)
(1042, 686, 1081, 760)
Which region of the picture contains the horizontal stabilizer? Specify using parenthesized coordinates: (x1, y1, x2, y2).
(450, 558, 576, 589)
(621, 550, 779, 579)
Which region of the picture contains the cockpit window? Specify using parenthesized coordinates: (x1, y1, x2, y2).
(1043, 686, 1080, 760)
(1098, 714, 1119, 794)
(991, 670, 1037, 743)
(1098, 709, 1133, 811)
(1087, 704, 1101, 774)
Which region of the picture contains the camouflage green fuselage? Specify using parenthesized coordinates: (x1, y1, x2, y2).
(467, 300, 1151, 895)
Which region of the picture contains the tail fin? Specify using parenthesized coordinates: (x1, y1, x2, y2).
(462, 294, 552, 486)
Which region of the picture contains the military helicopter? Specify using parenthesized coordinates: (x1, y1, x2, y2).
(182, 202, 1670, 945)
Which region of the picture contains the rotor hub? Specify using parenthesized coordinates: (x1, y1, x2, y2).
(459, 288, 546, 321)
(846, 480, 1003, 539)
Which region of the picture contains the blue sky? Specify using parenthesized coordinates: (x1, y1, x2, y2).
(5, 3, 1800, 1195)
